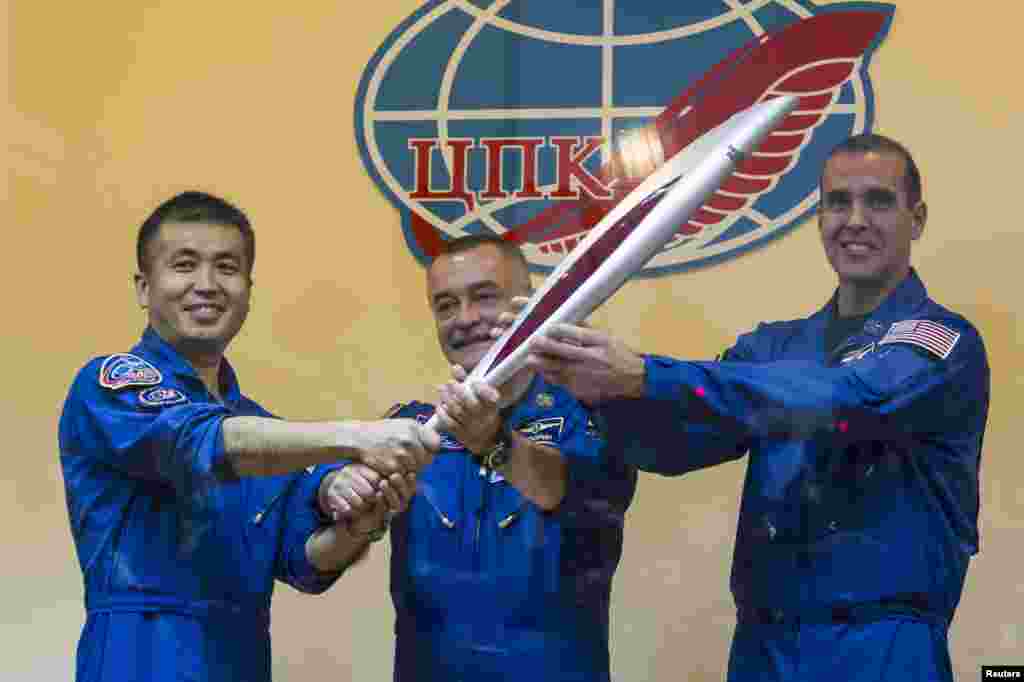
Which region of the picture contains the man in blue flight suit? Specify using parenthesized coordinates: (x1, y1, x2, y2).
(509, 135, 990, 680)
(59, 191, 439, 682)
(325, 235, 638, 682)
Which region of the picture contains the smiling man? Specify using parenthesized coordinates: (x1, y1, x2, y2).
(58, 191, 439, 682)
(512, 135, 990, 681)
(327, 235, 637, 682)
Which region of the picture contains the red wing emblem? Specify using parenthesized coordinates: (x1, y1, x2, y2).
(493, 10, 890, 254)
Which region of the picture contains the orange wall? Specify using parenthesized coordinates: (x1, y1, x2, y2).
(5, 1, 1020, 678)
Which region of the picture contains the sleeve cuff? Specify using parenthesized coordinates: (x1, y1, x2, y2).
(643, 354, 691, 402)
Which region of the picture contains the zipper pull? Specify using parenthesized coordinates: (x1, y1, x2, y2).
(497, 512, 519, 529)
(438, 512, 455, 529)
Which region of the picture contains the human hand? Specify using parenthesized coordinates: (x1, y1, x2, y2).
(319, 463, 418, 521)
(352, 418, 440, 476)
(434, 365, 503, 455)
(526, 324, 646, 405)
(489, 296, 593, 340)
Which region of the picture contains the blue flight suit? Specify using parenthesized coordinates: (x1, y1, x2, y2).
(386, 375, 637, 682)
(59, 328, 343, 682)
(594, 270, 989, 681)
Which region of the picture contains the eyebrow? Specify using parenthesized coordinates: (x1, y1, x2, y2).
(167, 248, 241, 262)
(431, 281, 500, 303)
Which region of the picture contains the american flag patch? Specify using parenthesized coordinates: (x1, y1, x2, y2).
(879, 320, 961, 359)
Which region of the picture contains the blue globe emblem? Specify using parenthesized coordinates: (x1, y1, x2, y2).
(355, 0, 894, 276)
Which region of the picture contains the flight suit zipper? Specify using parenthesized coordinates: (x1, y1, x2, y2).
(252, 488, 289, 525)
(497, 503, 528, 529)
(419, 490, 456, 529)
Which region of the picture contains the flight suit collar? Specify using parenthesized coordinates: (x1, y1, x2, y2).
(823, 268, 930, 362)
(135, 327, 244, 406)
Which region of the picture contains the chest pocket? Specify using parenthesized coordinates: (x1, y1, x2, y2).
(243, 475, 300, 572)
(405, 456, 466, 574)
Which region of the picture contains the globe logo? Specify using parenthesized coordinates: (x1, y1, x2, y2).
(355, 1, 894, 276)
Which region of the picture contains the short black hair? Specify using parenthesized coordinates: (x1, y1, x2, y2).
(433, 234, 531, 288)
(822, 133, 923, 206)
(137, 191, 254, 274)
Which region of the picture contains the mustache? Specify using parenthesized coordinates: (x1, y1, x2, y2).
(448, 332, 492, 350)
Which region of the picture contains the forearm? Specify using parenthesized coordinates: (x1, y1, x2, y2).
(499, 433, 567, 511)
(304, 523, 373, 574)
(595, 399, 748, 475)
(222, 416, 365, 477)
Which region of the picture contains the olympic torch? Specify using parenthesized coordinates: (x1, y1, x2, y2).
(424, 95, 798, 427)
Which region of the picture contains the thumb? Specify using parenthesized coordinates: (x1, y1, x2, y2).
(452, 364, 468, 381)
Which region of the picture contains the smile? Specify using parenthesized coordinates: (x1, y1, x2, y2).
(840, 242, 875, 255)
(185, 304, 225, 312)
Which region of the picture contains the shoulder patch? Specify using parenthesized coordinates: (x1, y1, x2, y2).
(100, 354, 163, 390)
(516, 416, 565, 444)
(878, 320, 960, 360)
(138, 386, 188, 408)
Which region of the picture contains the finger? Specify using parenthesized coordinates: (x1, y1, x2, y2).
(444, 381, 472, 417)
(386, 472, 414, 503)
(348, 470, 378, 498)
(530, 335, 594, 362)
(451, 364, 468, 382)
(437, 382, 455, 407)
(548, 323, 605, 347)
(331, 487, 367, 515)
(415, 426, 440, 464)
(433, 404, 458, 433)
(328, 494, 352, 519)
(354, 464, 383, 487)
(378, 479, 403, 512)
(453, 381, 481, 413)
(472, 381, 500, 405)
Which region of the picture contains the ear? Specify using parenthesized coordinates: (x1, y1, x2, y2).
(911, 201, 927, 240)
(134, 272, 149, 309)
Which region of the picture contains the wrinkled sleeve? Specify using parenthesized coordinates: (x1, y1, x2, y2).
(636, 318, 988, 447)
(275, 463, 348, 594)
(59, 359, 235, 498)
(594, 336, 756, 476)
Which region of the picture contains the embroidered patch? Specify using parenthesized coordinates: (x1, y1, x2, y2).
(864, 320, 886, 335)
(99, 354, 162, 390)
(840, 343, 876, 364)
(138, 386, 188, 407)
(879, 320, 960, 360)
(516, 417, 565, 444)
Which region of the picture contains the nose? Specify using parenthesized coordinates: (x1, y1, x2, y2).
(454, 300, 482, 327)
(847, 196, 869, 229)
(193, 263, 219, 293)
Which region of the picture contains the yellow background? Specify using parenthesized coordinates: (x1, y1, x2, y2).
(5, 1, 1021, 678)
